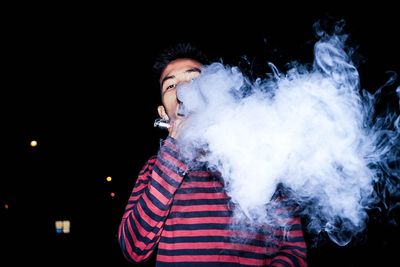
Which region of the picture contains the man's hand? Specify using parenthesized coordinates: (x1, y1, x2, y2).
(168, 116, 185, 139)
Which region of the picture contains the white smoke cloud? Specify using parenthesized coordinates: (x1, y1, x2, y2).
(175, 33, 399, 246)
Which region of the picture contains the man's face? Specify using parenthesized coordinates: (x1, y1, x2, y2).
(159, 58, 203, 122)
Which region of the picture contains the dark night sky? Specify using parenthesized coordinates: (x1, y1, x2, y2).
(2, 3, 399, 266)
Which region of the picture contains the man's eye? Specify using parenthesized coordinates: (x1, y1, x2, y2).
(166, 84, 176, 90)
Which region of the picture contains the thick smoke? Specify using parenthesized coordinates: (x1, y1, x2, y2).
(175, 34, 399, 246)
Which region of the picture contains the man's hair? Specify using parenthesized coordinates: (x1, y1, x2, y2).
(152, 43, 209, 80)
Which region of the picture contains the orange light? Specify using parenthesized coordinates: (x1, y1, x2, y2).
(55, 220, 71, 234)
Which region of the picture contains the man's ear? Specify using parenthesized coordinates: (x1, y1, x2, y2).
(157, 105, 169, 120)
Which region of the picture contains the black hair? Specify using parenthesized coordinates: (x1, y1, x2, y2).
(152, 43, 209, 81)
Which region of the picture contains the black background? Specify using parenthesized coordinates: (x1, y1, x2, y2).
(2, 3, 399, 266)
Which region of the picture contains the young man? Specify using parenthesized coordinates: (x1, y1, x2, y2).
(118, 43, 308, 266)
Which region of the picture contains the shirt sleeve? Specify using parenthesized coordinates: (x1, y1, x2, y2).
(269, 195, 308, 267)
(118, 137, 188, 263)
(270, 216, 308, 267)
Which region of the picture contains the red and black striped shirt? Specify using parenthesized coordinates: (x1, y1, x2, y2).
(118, 137, 307, 266)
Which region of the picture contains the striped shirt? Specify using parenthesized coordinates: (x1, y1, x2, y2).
(118, 137, 307, 266)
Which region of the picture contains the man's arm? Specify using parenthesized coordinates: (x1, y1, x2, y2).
(118, 137, 188, 263)
(269, 197, 308, 267)
(270, 215, 308, 267)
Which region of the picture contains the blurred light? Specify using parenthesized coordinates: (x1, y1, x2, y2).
(110, 192, 116, 198)
(30, 140, 38, 147)
(62, 220, 70, 233)
(55, 221, 63, 234)
(55, 220, 71, 234)
(106, 176, 112, 182)
(4, 203, 9, 209)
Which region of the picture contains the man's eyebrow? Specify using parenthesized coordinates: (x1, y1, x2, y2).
(161, 67, 202, 88)
(186, 67, 202, 74)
